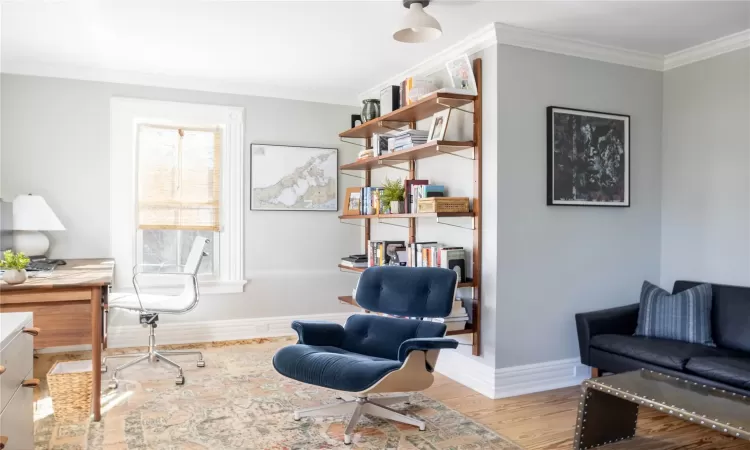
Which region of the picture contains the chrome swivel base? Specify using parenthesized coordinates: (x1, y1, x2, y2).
(102, 320, 204, 389)
(293, 394, 423, 445)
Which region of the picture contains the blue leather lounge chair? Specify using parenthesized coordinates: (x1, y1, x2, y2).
(273, 266, 460, 445)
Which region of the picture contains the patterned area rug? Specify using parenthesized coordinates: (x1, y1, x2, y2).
(34, 339, 520, 449)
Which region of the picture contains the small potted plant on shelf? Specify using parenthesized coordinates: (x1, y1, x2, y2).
(0, 250, 30, 285)
(381, 177, 405, 214)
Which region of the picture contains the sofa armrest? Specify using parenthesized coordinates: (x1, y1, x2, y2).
(575, 303, 639, 365)
(398, 338, 458, 363)
(291, 320, 346, 347)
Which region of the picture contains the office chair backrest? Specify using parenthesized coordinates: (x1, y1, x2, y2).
(183, 237, 209, 275)
(356, 266, 457, 318)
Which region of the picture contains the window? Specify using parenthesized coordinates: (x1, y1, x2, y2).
(136, 125, 221, 277)
(110, 98, 245, 294)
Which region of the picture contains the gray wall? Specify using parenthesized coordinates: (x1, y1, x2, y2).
(0, 74, 361, 324)
(661, 48, 750, 289)
(494, 45, 664, 367)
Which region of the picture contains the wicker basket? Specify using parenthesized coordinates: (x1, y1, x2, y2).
(417, 197, 470, 213)
(47, 360, 93, 422)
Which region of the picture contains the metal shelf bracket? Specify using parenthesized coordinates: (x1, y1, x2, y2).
(339, 170, 365, 180)
(340, 137, 367, 148)
(436, 98, 475, 115)
(339, 219, 365, 228)
(377, 160, 409, 171)
(377, 218, 409, 228)
(436, 216, 476, 230)
(436, 145, 475, 160)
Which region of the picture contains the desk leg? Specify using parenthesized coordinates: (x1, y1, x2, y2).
(91, 286, 102, 421)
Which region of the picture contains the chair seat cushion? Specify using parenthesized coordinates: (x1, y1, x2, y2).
(109, 293, 190, 312)
(686, 356, 750, 390)
(272, 344, 402, 392)
(590, 334, 731, 370)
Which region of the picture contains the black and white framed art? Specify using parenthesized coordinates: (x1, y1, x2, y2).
(547, 107, 630, 207)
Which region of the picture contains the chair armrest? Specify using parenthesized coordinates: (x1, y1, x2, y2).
(291, 321, 346, 347)
(575, 303, 639, 365)
(398, 337, 458, 363)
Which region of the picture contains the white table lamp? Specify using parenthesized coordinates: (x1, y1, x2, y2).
(12, 194, 65, 257)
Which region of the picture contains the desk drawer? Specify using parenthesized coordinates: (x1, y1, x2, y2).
(1, 303, 91, 349)
(0, 329, 33, 414)
(0, 368, 34, 450)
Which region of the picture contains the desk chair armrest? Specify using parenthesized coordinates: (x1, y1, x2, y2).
(398, 338, 458, 363)
(132, 272, 198, 312)
(291, 321, 346, 347)
(133, 263, 188, 275)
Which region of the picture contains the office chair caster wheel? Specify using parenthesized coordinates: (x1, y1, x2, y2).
(419, 424, 426, 431)
(101, 365, 107, 373)
(344, 435, 352, 445)
(108, 380, 118, 390)
(197, 360, 205, 368)
(293, 412, 301, 421)
(175, 376, 185, 385)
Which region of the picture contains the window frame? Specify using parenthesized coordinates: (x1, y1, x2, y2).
(110, 98, 245, 294)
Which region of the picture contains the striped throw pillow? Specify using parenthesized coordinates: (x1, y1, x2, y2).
(634, 281, 715, 346)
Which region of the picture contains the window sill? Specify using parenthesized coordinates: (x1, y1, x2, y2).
(199, 279, 247, 295)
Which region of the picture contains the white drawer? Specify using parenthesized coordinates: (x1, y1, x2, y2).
(0, 368, 34, 450)
(0, 330, 33, 415)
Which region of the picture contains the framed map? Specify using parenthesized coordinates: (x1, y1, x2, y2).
(250, 144, 338, 211)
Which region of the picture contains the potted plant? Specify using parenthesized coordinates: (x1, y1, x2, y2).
(381, 178, 405, 214)
(0, 250, 30, 285)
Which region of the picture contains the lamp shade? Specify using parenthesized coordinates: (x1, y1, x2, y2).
(13, 195, 65, 231)
(393, 2, 442, 43)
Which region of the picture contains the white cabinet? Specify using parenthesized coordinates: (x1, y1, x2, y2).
(0, 313, 34, 450)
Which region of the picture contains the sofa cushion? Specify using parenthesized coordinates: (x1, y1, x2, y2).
(686, 356, 750, 390)
(674, 281, 750, 354)
(272, 344, 402, 392)
(590, 334, 730, 371)
(635, 281, 714, 346)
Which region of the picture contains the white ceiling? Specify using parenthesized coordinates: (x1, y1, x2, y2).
(2, 0, 749, 105)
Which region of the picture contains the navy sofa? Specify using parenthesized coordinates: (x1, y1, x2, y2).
(576, 280, 750, 396)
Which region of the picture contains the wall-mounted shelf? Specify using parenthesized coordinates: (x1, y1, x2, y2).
(340, 92, 476, 139)
(340, 141, 474, 171)
(339, 212, 473, 220)
(336, 58, 483, 356)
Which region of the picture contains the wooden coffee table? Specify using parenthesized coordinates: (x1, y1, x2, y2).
(574, 369, 750, 449)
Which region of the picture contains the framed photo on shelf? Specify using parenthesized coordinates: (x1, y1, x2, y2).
(343, 187, 362, 216)
(250, 143, 338, 211)
(427, 109, 451, 142)
(547, 106, 630, 207)
(445, 54, 477, 96)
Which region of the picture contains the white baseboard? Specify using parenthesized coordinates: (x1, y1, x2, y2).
(107, 312, 353, 348)
(436, 350, 588, 399)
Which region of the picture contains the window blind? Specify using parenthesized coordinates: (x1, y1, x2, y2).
(137, 124, 221, 231)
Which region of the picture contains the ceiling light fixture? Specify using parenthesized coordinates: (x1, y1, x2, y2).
(393, 0, 442, 44)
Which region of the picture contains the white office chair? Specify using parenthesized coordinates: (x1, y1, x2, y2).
(103, 236, 209, 388)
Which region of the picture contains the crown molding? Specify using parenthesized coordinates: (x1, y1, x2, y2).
(1, 60, 360, 107)
(664, 28, 750, 71)
(359, 22, 665, 100)
(494, 23, 664, 71)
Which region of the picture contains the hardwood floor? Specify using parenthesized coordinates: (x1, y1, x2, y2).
(425, 373, 750, 450)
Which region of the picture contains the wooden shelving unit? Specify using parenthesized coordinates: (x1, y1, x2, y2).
(337, 59, 483, 356)
(339, 141, 475, 171)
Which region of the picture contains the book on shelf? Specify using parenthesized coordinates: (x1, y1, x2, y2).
(409, 183, 445, 213)
(358, 187, 385, 215)
(368, 240, 407, 267)
(404, 179, 428, 213)
(389, 129, 428, 152)
(405, 244, 467, 282)
(426, 299, 469, 331)
(340, 254, 368, 268)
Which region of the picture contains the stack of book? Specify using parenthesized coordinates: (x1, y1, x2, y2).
(367, 240, 406, 267)
(389, 130, 428, 151)
(405, 243, 466, 282)
(427, 299, 469, 332)
(340, 254, 367, 269)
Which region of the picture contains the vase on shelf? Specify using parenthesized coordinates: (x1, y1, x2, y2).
(390, 201, 404, 214)
(361, 99, 381, 122)
(2, 269, 27, 285)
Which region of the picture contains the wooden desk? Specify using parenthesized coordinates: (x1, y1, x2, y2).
(0, 259, 114, 421)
